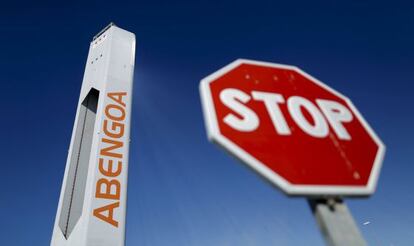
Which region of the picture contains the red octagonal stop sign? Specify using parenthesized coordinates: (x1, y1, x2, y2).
(200, 59, 385, 196)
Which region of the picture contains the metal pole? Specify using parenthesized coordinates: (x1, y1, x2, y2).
(308, 198, 367, 246)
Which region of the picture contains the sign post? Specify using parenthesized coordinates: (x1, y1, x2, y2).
(308, 198, 366, 246)
(199, 59, 385, 245)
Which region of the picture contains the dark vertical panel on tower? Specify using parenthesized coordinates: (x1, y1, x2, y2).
(59, 88, 99, 238)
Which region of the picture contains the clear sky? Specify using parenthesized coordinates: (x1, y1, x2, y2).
(1, 1, 413, 245)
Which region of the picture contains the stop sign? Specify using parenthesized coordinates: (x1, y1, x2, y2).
(200, 59, 385, 196)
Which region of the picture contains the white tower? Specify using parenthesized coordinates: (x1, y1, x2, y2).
(51, 23, 135, 246)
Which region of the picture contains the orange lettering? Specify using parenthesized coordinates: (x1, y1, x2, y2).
(99, 158, 122, 177)
(108, 92, 126, 107)
(93, 202, 119, 227)
(105, 104, 125, 121)
(93, 91, 128, 228)
(100, 138, 123, 158)
(103, 119, 124, 138)
(96, 178, 120, 200)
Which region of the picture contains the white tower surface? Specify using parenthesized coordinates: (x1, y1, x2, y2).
(51, 23, 135, 246)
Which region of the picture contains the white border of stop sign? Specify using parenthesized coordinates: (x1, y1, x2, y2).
(200, 59, 385, 196)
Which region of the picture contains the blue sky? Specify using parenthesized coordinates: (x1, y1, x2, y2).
(1, 1, 413, 245)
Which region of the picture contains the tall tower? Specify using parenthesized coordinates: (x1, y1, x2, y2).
(51, 23, 135, 246)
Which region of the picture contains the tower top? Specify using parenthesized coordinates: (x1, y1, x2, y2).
(93, 22, 116, 41)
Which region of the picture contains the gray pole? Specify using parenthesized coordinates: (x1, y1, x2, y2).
(308, 198, 367, 246)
